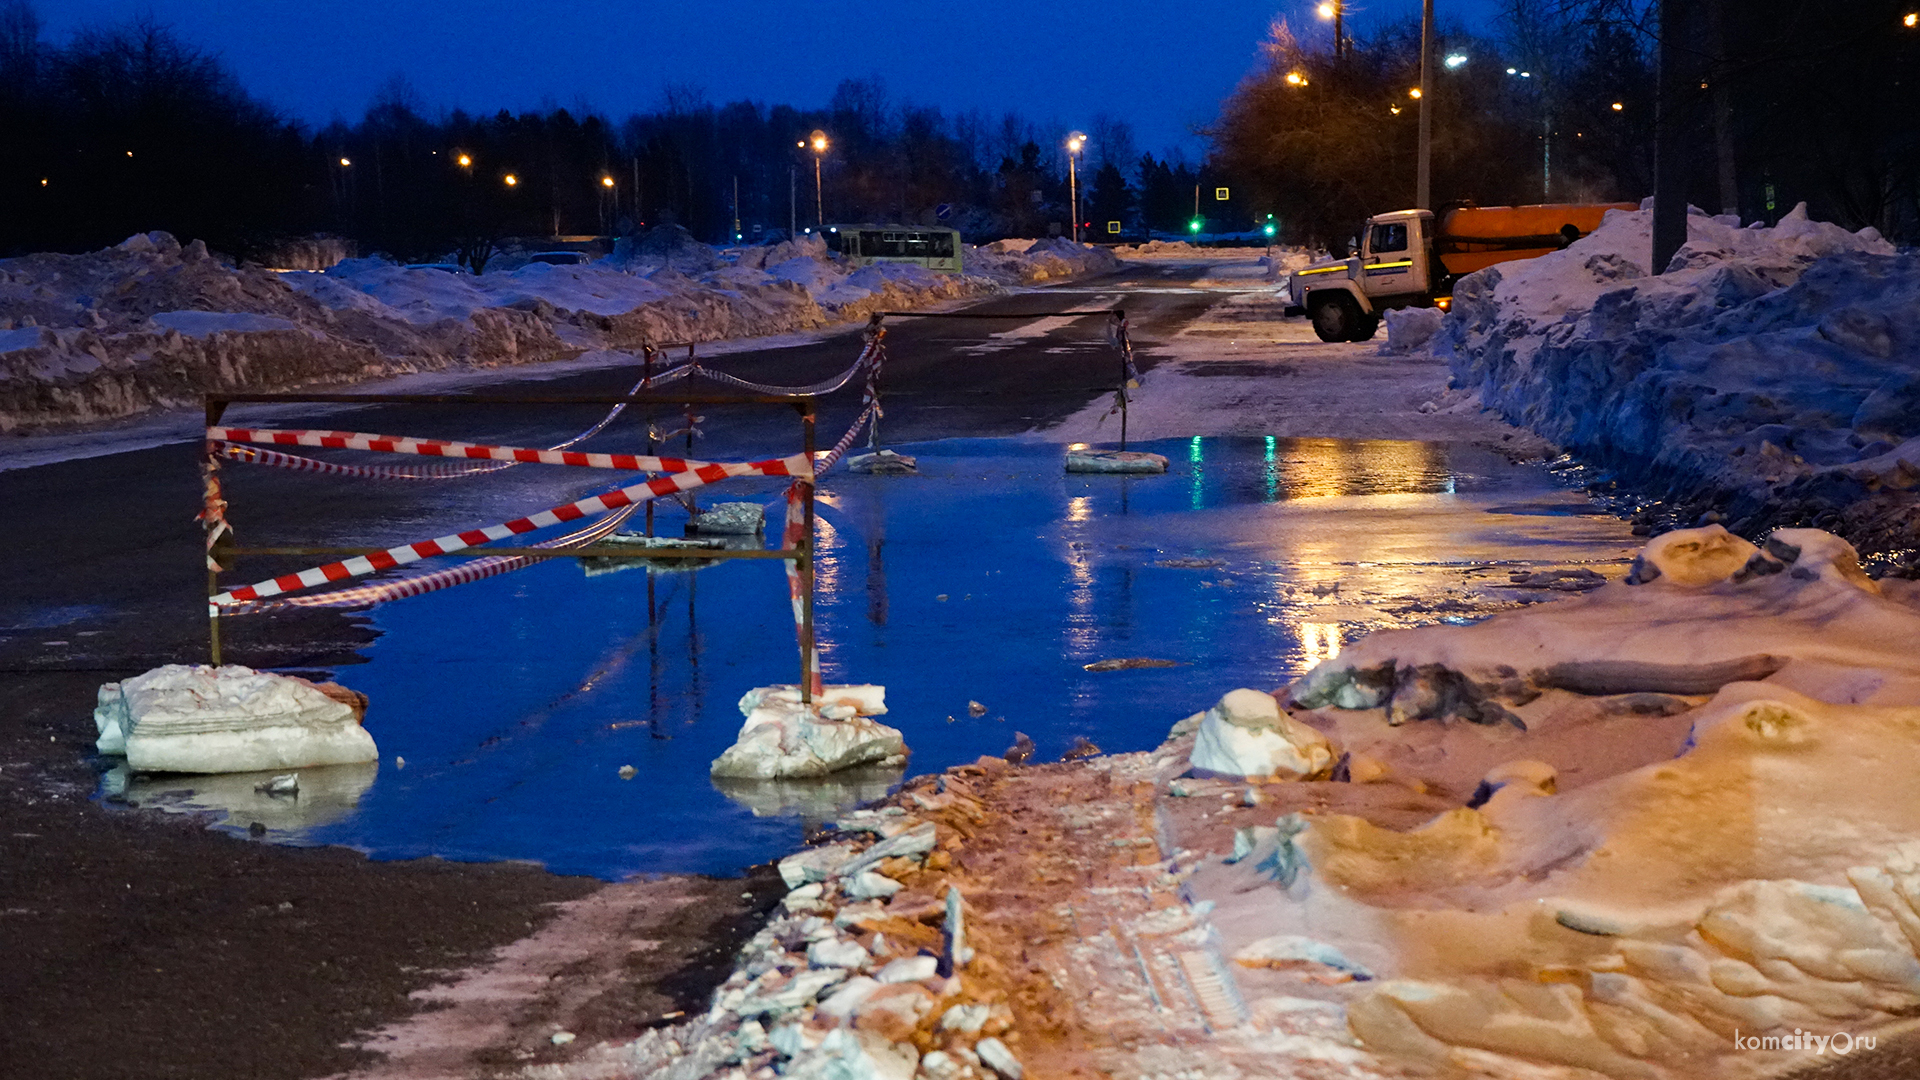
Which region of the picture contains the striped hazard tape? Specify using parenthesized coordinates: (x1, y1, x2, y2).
(210, 426, 722, 473)
(209, 451, 811, 608)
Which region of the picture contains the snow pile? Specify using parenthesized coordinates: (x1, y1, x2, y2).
(0, 230, 1120, 433)
(94, 664, 377, 774)
(1189, 525, 1920, 1078)
(962, 237, 1120, 284)
(710, 685, 908, 780)
(1378, 306, 1445, 354)
(1441, 203, 1920, 551)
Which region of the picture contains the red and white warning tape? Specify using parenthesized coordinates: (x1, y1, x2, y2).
(211, 426, 726, 473)
(209, 451, 811, 608)
(782, 483, 823, 698)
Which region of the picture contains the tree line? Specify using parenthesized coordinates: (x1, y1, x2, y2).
(1210, 0, 1920, 248)
(0, 3, 1238, 263)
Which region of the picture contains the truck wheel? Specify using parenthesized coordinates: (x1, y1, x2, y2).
(1309, 295, 1363, 342)
(1352, 313, 1381, 341)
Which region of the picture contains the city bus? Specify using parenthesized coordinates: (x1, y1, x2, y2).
(825, 224, 963, 273)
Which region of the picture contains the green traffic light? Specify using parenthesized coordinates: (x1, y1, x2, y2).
(1189, 219, 1202, 233)
(1263, 223, 1276, 236)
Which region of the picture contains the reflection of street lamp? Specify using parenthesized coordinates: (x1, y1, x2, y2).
(1066, 131, 1086, 243)
(809, 130, 828, 228)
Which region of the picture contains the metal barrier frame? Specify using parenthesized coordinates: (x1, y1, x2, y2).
(202, 389, 821, 704)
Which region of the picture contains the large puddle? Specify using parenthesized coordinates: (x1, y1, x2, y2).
(106, 436, 1639, 878)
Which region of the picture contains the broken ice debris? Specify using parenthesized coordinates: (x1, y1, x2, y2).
(846, 448, 919, 474)
(689, 501, 764, 535)
(1188, 688, 1335, 780)
(1064, 448, 1168, 474)
(93, 664, 377, 774)
(710, 684, 906, 780)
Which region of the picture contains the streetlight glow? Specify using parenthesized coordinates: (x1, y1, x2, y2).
(1316, 1, 1335, 18)
(1285, 70, 1309, 86)
(338, 157, 350, 167)
(1409, 87, 1422, 99)
(1906, 11, 1917, 26)
(1611, 101, 1624, 111)
(457, 153, 471, 167)
(503, 173, 518, 186)
(601, 176, 615, 188)
(1444, 53, 1468, 68)
(811, 132, 828, 153)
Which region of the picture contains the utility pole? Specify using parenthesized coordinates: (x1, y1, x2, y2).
(789, 165, 797, 238)
(1652, 0, 1695, 273)
(1416, 0, 1434, 209)
(1334, 0, 1344, 60)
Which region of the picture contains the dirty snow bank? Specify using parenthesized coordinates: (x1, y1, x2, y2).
(0, 231, 1119, 434)
(1185, 524, 1920, 1078)
(1441, 202, 1920, 556)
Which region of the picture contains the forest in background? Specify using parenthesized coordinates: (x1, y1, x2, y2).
(3, 0, 1915, 261)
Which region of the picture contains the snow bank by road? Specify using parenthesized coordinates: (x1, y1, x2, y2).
(0, 230, 1120, 433)
(1441, 202, 1919, 555)
(1182, 525, 1920, 1078)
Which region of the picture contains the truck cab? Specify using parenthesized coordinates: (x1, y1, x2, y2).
(1285, 209, 1439, 343)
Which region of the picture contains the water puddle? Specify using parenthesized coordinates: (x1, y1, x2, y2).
(106, 436, 1638, 878)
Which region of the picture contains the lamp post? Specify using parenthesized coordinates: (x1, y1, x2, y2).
(1066, 132, 1086, 243)
(809, 130, 828, 229)
(1417, 0, 1434, 210)
(1316, 0, 1344, 59)
(601, 174, 616, 233)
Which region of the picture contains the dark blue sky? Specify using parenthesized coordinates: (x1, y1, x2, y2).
(42, 0, 1503, 157)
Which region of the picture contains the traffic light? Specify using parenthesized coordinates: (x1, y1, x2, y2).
(1189, 218, 1203, 233)
(1263, 222, 1276, 237)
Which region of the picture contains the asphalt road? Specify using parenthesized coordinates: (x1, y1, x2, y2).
(0, 259, 1239, 1080)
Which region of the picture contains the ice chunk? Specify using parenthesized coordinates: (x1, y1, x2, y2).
(713, 684, 906, 780)
(1064, 449, 1168, 474)
(1189, 688, 1335, 780)
(94, 665, 376, 774)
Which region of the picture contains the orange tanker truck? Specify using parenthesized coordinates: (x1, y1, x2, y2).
(1283, 202, 1638, 342)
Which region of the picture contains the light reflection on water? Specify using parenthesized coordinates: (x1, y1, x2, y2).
(107, 436, 1635, 879)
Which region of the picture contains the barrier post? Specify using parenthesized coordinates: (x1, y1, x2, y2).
(204, 396, 229, 665)
(1112, 309, 1131, 451)
(642, 345, 656, 537)
(797, 401, 819, 705)
(865, 313, 886, 450)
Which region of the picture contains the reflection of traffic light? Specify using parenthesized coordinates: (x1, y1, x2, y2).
(1263, 223, 1276, 237)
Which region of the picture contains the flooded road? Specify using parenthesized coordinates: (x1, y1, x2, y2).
(119, 434, 1638, 877)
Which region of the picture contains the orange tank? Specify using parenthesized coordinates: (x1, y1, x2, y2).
(1435, 203, 1638, 276)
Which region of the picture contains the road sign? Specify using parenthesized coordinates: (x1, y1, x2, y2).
(936, 203, 953, 220)
(1107, 221, 1121, 234)
(1215, 187, 1230, 201)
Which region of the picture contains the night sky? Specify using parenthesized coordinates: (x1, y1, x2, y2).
(40, 0, 1505, 158)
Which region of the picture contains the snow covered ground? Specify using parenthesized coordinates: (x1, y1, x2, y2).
(0, 231, 1118, 434)
(1441, 202, 1920, 561)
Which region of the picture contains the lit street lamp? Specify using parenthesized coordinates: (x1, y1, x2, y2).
(456, 153, 472, 168)
(1316, 0, 1345, 59)
(504, 173, 518, 187)
(809, 130, 828, 229)
(1066, 132, 1086, 243)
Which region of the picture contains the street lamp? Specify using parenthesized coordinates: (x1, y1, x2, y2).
(456, 153, 472, 168)
(1316, 0, 1344, 59)
(503, 173, 518, 187)
(338, 157, 351, 167)
(1066, 132, 1086, 243)
(809, 130, 828, 229)
(1285, 70, 1309, 87)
